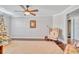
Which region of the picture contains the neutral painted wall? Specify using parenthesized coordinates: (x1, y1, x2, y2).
(10, 16, 53, 39)
(73, 16, 79, 40)
(53, 5, 79, 43)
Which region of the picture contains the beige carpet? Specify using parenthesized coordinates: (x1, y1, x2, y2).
(3, 40, 63, 54)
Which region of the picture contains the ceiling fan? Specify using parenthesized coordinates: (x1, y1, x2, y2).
(15, 5, 38, 16)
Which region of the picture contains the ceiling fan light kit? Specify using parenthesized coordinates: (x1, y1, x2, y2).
(24, 11, 30, 15)
(17, 5, 38, 16)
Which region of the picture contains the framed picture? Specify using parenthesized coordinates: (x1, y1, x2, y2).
(30, 20, 36, 28)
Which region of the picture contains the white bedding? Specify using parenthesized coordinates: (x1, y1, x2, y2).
(3, 40, 63, 54)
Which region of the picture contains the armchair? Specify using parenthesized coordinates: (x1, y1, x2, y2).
(48, 28, 59, 41)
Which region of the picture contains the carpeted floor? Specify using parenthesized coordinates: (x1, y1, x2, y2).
(3, 40, 63, 54)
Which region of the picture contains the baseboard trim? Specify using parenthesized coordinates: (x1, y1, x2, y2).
(11, 38, 45, 41)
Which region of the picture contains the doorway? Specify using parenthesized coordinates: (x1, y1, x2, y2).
(67, 14, 74, 41)
(67, 20, 71, 39)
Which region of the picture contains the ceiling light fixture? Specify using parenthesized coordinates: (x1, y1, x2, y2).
(24, 11, 30, 15)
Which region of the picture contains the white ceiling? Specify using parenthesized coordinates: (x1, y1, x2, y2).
(0, 5, 70, 17)
(69, 8, 79, 16)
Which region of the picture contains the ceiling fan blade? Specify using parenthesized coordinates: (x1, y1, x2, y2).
(14, 10, 24, 12)
(30, 12, 36, 16)
(31, 9, 38, 12)
(19, 5, 26, 10)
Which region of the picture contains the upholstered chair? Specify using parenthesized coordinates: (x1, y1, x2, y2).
(48, 28, 59, 41)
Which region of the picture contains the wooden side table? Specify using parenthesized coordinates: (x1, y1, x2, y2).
(0, 45, 3, 54)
